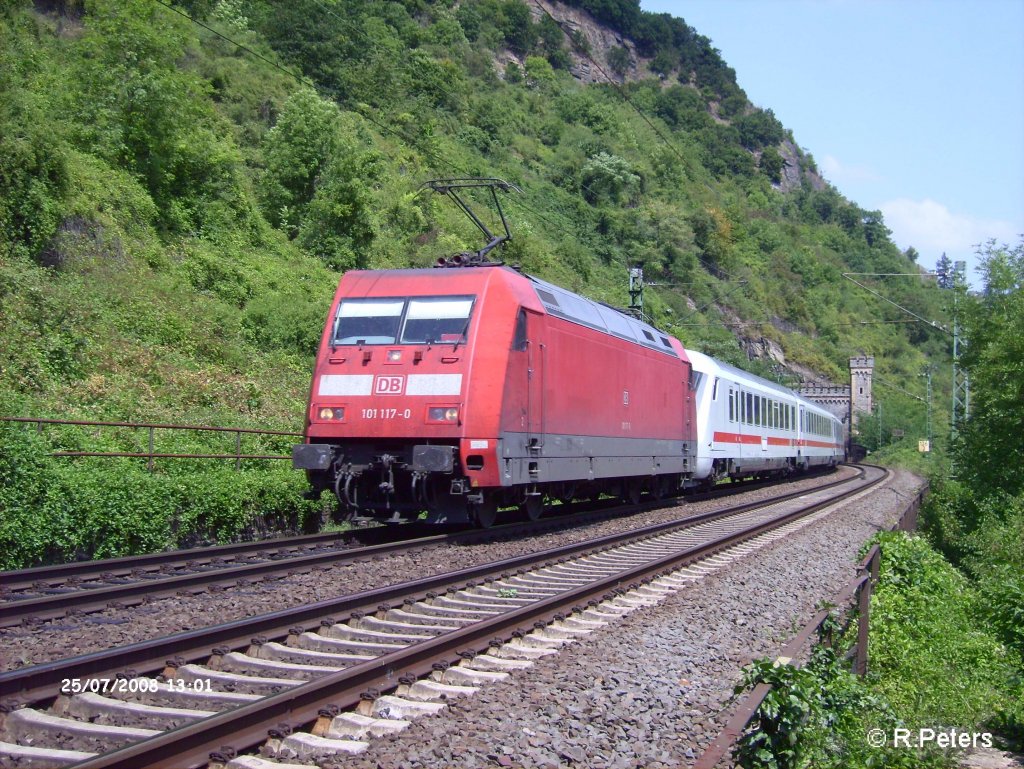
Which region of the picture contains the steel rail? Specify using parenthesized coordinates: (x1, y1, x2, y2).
(1, 532, 361, 592)
(3, 467, 826, 591)
(0, 468, 874, 704)
(67, 465, 886, 769)
(0, 469, 851, 628)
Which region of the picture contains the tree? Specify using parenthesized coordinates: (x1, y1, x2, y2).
(759, 146, 784, 184)
(536, 14, 564, 56)
(259, 89, 341, 234)
(608, 45, 632, 78)
(861, 211, 890, 247)
(524, 55, 556, 88)
(580, 152, 640, 205)
(297, 151, 377, 271)
(935, 252, 953, 289)
(654, 85, 710, 131)
(499, 0, 535, 56)
(954, 238, 1024, 495)
(71, 0, 245, 234)
(734, 108, 785, 150)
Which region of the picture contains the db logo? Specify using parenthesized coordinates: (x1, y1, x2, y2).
(374, 376, 405, 395)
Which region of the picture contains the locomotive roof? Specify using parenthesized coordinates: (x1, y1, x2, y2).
(337, 266, 682, 358)
(527, 274, 680, 357)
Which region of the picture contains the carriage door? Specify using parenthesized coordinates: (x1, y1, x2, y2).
(798, 405, 805, 459)
(761, 396, 769, 453)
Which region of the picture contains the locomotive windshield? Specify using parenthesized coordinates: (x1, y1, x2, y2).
(333, 296, 475, 346)
(401, 297, 474, 344)
(333, 299, 404, 344)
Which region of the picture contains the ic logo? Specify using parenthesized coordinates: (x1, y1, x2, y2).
(375, 375, 405, 395)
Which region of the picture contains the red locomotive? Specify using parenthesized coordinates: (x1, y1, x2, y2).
(292, 263, 698, 526)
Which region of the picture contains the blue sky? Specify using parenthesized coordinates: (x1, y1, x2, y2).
(639, 0, 1024, 287)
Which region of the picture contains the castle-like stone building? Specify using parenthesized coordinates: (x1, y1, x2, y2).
(798, 356, 874, 445)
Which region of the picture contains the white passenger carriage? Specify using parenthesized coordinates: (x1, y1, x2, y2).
(685, 349, 845, 485)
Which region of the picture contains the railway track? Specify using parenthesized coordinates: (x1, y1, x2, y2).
(0, 469, 844, 631)
(0, 465, 886, 769)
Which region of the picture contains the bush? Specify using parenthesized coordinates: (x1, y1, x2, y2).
(868, 532, 1020, 730)
(242, 291, 327, 357)
(963, 491, 1024, 657)
(737, 531, 1023, 769)
(0, 422, 320, 569)
(735, 645, 916, 769)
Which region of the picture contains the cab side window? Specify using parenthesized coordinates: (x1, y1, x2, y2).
(512, 308, 528, 351)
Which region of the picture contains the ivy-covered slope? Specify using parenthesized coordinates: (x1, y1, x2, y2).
(0, 0, 954, 566)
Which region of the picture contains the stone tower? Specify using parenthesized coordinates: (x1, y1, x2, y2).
(849, 355, 874, 429)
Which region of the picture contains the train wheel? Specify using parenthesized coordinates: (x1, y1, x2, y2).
(425, 478, 471, 524)
(520, 494, 543, 522)
(651, 475, 674, 501)
(623, 479, 642, 505)
(472, 494, 499, 529)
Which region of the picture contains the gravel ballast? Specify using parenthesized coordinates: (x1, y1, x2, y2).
(327, 467, 925, 769)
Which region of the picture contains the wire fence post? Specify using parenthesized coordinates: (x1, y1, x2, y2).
(147, 427, 155, 473)
(855, 575, 871, 676)
(235, 430, 242, 471)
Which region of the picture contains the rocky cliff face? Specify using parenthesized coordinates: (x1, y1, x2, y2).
(506, 0, 823, 198)
(528, 0, 646, 84)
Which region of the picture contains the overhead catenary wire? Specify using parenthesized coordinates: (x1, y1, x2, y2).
(841, 273, 951, 335)
(149, 0, 313, 88)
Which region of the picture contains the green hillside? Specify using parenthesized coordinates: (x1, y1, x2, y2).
(1, 0, 955, 566)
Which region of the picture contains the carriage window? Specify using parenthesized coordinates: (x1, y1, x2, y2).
(729, 390, 734, 422)
(334, 299, 404, 344)
(746, 393, 753, 424)
(712, 378, 719, 401)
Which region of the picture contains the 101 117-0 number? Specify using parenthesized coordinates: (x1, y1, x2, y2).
(361, 408, 411, 420)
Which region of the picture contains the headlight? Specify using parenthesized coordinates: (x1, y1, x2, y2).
(316, 406, 345, 420)
(427, 406, 459, 423)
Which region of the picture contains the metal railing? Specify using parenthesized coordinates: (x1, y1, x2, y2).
(694, 478, 926, 769)
(0, 416, 302, 471)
